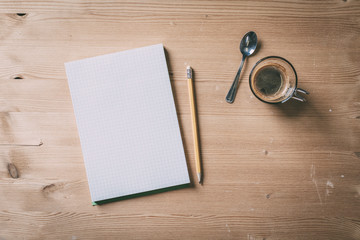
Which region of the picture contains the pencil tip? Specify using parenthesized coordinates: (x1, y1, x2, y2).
(197, 173, 202, 184)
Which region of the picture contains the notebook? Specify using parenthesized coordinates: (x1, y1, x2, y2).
(65, 44, 190, 204)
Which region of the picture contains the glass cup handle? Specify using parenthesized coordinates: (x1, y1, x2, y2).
(291, 88, 309, 102)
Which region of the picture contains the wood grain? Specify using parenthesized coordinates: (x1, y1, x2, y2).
(0, 0, 359, 239)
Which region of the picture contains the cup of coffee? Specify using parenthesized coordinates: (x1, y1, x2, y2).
(249, 56, 308, 104)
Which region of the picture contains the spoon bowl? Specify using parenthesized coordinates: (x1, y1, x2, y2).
(240, 31, 257, 57)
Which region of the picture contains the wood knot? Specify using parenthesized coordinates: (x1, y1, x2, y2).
(266, 193, 271, 199)
(42, 182, 65, 196)
(7, 163, 19, 178)
(263, 150, 268, 155)
(42, 184, 56, 193)
(16, 13, 27, 17)
(12, 74, 24, 80)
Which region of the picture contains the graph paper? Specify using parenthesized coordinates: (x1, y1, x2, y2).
(65, 44, 190, 203)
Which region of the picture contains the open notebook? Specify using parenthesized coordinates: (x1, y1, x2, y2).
(65, 44, 190, 204)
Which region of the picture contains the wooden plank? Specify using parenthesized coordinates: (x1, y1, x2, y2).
(0, 0, 359, 239)
(1, 147, 359, 213)
(0, 211, 359, 239)
(0, 0, 359, 17)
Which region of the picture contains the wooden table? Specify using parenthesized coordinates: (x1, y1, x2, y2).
(1, 1, 359, 239)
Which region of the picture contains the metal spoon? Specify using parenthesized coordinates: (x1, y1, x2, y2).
(226, 31, 258, 104)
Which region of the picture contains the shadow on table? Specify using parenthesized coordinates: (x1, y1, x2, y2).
(93, 183, 191, 205)
(269, 95, 337, 139)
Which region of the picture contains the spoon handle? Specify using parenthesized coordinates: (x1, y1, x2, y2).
(226, 55, 246, 104)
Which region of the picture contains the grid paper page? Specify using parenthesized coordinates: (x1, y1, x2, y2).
(65, 44, 190, 202)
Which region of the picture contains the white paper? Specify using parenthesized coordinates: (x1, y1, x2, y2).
(65, 44, 190, 202)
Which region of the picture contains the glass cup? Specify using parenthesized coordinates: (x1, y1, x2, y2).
(249, 56, 309, 104)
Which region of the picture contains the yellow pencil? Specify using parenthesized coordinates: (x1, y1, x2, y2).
(187, 66, 202, 184)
